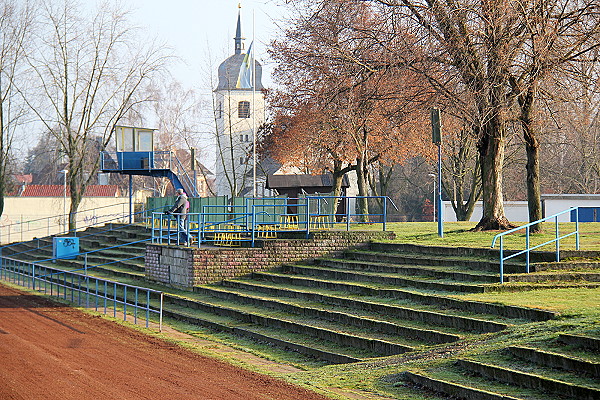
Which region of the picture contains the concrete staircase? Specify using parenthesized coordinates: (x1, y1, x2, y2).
(401, 333, 600, 399)
(4, 225, 598, 370)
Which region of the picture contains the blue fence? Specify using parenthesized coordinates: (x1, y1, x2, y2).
(0, 256, 163, 330)
(152, 195, 396, 247)
(491, 207, 580, 283)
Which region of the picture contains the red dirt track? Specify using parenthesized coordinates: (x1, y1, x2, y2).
(0, 284, 331, 400)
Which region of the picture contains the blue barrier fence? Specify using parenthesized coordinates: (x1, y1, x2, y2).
(0, 256, 163, 330)
(151, 196, 396, 247)
(491, 207, 580, 283)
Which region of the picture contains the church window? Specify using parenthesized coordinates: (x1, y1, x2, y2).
(238, 101, 250, 118)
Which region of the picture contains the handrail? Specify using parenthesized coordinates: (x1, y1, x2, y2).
(0, 206, 162, 259)
(0, 201, 130, 244)
(150, 195, 396, 247)
(491, 207, 580, 283)
(0, 255, 163, 331)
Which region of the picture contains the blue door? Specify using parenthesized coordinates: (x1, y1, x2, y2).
(571, 207, 600, 222)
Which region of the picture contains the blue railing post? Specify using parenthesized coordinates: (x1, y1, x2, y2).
(499, 236, 504, 284)
(305, 197, 310, 239)
(383, 197, 387, 231)
(555, 216, 560, 262)
(346, 197, 351, 231)
(526, 226, 530, 273)
(576, 208, 580, 250)
(492, 206, 580, 283)
(251, 206, 256, 247)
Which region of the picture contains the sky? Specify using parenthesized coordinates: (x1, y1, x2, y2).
(123, 0, 287, 90)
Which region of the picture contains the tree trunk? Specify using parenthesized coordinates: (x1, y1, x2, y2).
(331, 161, 354, 219)
(519, 87, 543, 232)
(356, 157, 369, 222)
(473, 115, 514, 231)
(68, 186, 82, 233)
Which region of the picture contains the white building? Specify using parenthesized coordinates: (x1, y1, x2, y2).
(214, 7, 266, 197)
(443, 195, 600, 223)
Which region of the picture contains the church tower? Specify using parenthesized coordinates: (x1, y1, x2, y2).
(214, 5, 265, 197)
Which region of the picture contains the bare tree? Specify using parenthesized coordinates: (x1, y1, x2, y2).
(0, 0, 35, 216)
(269, 0, 434, 218)
(507, 0, 600, 231)
(21, 0, 169, 231)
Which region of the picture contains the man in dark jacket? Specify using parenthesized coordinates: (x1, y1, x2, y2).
(165, 188, 189, 245)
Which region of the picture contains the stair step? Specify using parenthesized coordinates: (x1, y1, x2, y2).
(457, 359, 600, 400)
(349, 249, 519, 273)
(403, 371, 524, 400)
(506, 271, 600, 283)
(163, 307, 362, 364)
(221, 279, 509, 333)
(282, 264, 486, 293)
(164, 293, 415, 357)
(559, 334, 600, 352)
(252, 271, 556, 322)
(368, 242, 555, 263)
(193, 285, 461, 344)
(318, 257, 499, 283)
(508, 346, 600, 377)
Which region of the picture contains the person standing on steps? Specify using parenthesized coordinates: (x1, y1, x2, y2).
(165, 188, 189, 245)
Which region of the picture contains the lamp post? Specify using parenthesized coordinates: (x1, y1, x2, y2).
(428, 173, 436, 222)
(59, 169, 68, 232)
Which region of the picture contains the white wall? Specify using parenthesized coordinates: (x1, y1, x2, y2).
(443, 201, 529, 223)
(542, 195, 600, 222)
(443, 195, 600, 223)
(1, 197, 129, 243)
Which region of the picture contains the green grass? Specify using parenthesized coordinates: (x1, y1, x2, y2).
(456, 287, 600, 316)
(357, 221, 600, 251)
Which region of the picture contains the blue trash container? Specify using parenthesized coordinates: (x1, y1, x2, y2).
(53, 237, 79, 259)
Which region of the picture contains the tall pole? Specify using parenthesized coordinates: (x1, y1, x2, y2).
(60, 169, 68, 233)
(129, 175, 133, 224)
(252, 9, 257, 198)
(437, 143, 443, 237)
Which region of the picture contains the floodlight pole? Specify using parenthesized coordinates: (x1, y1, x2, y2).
(437, 142, 443, 237)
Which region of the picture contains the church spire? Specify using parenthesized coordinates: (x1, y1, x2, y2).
(234, 4, 244, 55)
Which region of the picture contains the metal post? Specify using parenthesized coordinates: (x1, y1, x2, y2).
(346, 197, 351, 231)
(251, 206, 256, 247)
(58, 169, 69, 233)
(129, 175, 133, 224)
(526, 226, 530, 273)
(146, 291, 150, 328)
(555, 217, 560, 262)
(437, 143, 443, 237)
(305, 197, 310, 239)
(383, 197, 387, 231)
(575, 207, 580, 250)
(159, 292, 164, 332)
(500, 236, 504, 284)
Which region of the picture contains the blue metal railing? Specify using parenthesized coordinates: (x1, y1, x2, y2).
(0, 255, 163, 330)
(0, 206, 162, 262)
(151, 196, 397, 247)
(100, 150, 198, 196)
(491, 207, 580, 283)
(0, 202, 131, 244)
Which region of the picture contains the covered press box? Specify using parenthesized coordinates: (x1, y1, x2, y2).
(53, 237, 79, 259)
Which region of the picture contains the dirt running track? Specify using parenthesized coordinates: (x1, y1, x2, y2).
(0, 284, 332, 400)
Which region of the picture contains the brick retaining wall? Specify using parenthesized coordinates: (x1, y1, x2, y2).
(145, 231, 395, 289)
